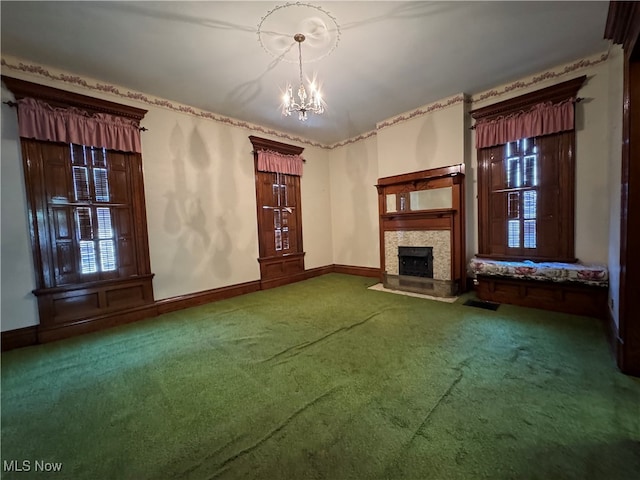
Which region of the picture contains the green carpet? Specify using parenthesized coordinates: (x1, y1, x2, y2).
(2, 273, 639, 479)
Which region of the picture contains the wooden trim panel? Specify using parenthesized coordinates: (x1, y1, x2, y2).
(333, 265, 381, 278)
(38, 303, 159, 343)
(376, 164, 464, 187)
(1, 326, 38, 351)
(605, 1, 640, 376)
(605, 2, 640, 53)
(156, 280, 261, 315)
(305, 265, 335, 278)
(475, 275, 608, 320)
(469, 76, 586, 121)
(1, 76, 147, 120)
(248, 135, 304, 156)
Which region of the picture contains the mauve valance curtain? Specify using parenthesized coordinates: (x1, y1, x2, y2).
(475, 98, 575, 149)
(16, 97, 142, 153)
(257, 149, 304, 176)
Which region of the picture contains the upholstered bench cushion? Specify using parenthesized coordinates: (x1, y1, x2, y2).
(468, 258, 609, 287)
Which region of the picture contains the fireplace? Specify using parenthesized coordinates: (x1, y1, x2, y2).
(398, 246, 433, 278)
(376, 165, 466, 298)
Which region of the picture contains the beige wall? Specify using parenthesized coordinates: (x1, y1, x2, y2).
(329, 135, 379, 268)
(140, 109, 261, 300)
(301, 145, 334, 269)
(376, 97, 465, 178)
(1, 86, 40, 330)
(0, 65, 333, 331)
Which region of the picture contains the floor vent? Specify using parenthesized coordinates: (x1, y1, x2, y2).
(463, 299, 500, 311)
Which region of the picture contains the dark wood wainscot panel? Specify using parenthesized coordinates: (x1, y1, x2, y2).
(476, 276, 608, 319)
(34, 275, 154, 337)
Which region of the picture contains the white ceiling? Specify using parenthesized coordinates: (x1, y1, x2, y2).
(1, 1, 611, 146)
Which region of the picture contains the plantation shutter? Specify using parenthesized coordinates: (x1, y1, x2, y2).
(23, 140, 140, 287)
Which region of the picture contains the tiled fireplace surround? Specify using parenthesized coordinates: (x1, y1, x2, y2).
(385, 230, 451, 280)
(383, 230, 457, 297)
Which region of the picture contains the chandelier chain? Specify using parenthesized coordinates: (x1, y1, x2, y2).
(298, 41, 304, 86)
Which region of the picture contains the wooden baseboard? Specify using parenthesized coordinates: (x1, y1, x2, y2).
(333, 264, 381, 279)
(260, 271, 308, 290)
(156, 280, 261, 315)
(259, 265, 335, 290)
(1, 263, 381, 350)
(306, 265, 335, 279)
(1, 325, 38, 351)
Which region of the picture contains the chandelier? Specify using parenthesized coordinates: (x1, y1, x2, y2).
(282, 33, 324, 121)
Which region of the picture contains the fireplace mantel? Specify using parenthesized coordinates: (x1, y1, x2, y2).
(382, 208, 455, 219)
(376, 165, 466, 296)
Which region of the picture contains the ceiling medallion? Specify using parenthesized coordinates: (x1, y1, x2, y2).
(257, 2, 339, 122)
(257, 2, 341, 64)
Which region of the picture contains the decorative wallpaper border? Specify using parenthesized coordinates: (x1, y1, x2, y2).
(376, 94, 466, 131)
(328, 129, 378, 149)
(1, 50, 611, 150)
(470, 52, 609, 104)
(0, 57, 330, 150)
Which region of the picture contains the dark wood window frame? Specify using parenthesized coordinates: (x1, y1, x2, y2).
(470, 76, 586, 262)
(249, 136, 305, 290)
(2, 76, 154, 342)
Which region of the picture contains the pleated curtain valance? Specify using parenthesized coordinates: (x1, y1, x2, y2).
(475, 98, 576, 149)
(16, 97, 143, 153)
(256, 149, 304, 176)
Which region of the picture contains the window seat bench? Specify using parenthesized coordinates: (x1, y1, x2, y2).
(468, 258, 609, 319)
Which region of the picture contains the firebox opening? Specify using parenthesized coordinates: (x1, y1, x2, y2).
(398, 246, 433, 278)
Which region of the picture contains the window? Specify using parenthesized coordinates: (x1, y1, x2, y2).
(504, 138, 538, 249)
(4, 76, 154, 335)
(472, 76, 585, 262)
(258, 171, 300, 256)
(21, 138, 153, 289)
(477, 132, 575, 261)
(72, 145, 116, 274)
(249, 136, 305, 287)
